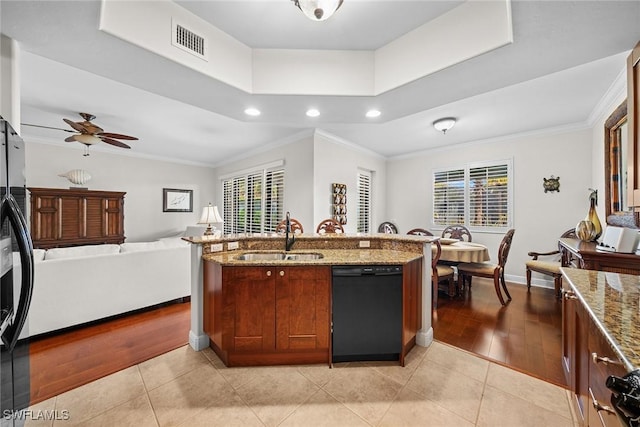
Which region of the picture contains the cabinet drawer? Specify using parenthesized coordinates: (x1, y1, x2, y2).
(588, 322, 626, 427)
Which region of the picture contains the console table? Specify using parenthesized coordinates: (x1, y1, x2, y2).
(559, 237, 640, 275)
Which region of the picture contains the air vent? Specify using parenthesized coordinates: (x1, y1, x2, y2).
(171, 20, 207, 61)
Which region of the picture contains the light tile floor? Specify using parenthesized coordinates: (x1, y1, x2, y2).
(25, 341, 577, 426)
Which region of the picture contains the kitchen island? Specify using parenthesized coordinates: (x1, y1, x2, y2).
(184, 233, 435, 366)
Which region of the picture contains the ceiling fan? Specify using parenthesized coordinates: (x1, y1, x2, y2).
(23, 112, 138, 156)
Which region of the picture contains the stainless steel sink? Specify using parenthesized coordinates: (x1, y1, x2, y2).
(283, 253, 324, 261)
(236, 252, 286, 261)
(235, 252, 323, 261)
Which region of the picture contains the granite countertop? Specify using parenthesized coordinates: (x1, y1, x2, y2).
(184, 232, 436, 245)
(203, 249, 423, 266)
(561, 267, 640, 371)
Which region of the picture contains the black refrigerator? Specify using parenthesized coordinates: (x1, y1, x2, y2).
(0, 117, 34, 426)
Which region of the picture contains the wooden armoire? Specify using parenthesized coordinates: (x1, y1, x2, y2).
(29, 187, 125, 249)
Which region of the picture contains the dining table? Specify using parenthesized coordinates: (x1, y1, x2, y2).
(435, 240, 491, 264)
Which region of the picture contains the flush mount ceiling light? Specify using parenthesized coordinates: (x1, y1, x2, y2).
(292, 0, 344, 21)
(306, 108, 320, 117)
(433, 117, 456, 134)
(366, 109, 381, 118)
(244, 107, 261, 116)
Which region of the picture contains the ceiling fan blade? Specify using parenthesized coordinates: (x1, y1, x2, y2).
(100, 137, 131, 149)
(97, 132, 138, 140)
(21, 123, 75, 133)
(64, 136, 77, 142)
(63, 118, 89, 133)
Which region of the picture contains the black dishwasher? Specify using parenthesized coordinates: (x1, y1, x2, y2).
(332, 265, 403, 363)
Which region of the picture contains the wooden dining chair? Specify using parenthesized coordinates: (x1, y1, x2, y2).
(525, 228, 576, 297)
(378, 222, 398, 234)
(442, 225, 472, 241)
(432, 239, 455, 309)
(407, 228, 434, 236)
(316, 218, 345, 234)
(275, 218, 304, 234)
(457, 229, 516, 305)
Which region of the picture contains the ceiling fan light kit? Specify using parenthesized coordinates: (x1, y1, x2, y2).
(61, 112, 139, 156)
(292, 0, 343, 21)
(433, 117, 456, 134)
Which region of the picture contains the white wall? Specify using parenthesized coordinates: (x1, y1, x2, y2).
(386, 127, 594, 287)
(212, 134, 315, 230)
(25, 142, 216, 242)
(313, 131, 387, 233)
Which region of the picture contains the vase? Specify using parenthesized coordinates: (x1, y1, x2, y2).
(575, 220, 596, 242)
(586, 190, 602, 241)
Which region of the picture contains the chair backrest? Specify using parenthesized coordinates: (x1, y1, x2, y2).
(432, 239, 442, 270)
(561, 228, 576, 238)
(316, 218, 345, 234)
(378, 222, 398, 234)
(442, 225, 472, 242)
(497, 229, 516, 267)
(275, 218, 304, 234)
(407, 228, 433, 236)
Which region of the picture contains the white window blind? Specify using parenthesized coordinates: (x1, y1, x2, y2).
(433, 169, 465, 226)
(223, 168, 285, 234)
(469, 164, 509, 227)
(357, 170, 372, 233)
(433, 161, 511, 230)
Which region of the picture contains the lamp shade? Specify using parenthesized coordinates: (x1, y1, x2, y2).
(294, 0, 343, 21)
(198, 204, 223, 224)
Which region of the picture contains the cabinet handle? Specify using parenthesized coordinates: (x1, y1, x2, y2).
(592, 398, 616, 414)
(266, 271, 272, 277)
(591, 352, 623, 366)
(279, 271, 285, 277)
(563, 290, 577, 300)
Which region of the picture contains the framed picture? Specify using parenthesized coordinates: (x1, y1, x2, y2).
(163, 188, 193, 212)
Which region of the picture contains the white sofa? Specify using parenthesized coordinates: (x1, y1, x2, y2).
(14, 237, 191, 338)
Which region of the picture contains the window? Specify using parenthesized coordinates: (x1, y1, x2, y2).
(357, 170, 372, 233)
(433, 160, 511, 230)
(222, 167, 284, 234)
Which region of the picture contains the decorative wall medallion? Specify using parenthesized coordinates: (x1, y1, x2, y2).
(332, 183, 347, 224)
(543, 175, 560, 193)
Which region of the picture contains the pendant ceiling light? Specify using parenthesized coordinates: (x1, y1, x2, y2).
(292, 0, 344, 21)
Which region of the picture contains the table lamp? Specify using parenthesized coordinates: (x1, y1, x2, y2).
(198, 203, 223, 236)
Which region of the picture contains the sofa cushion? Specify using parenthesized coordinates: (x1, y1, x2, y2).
(158, 237, 190, 248)
(119, 241, 166, 253)
(44, 244, 121, 260)
(33, 249, 46, 262)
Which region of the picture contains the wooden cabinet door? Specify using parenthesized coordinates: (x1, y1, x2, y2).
(275, 266, 330, 351)
(561, 283, 576, 388)
(402, 258, 422, 350)
(224, 267, 276, 353)
(574, 298, 590, 426)
(562, 284, 589, 426)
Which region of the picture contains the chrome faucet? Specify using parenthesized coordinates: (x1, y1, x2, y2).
(285, 211, 295, 251)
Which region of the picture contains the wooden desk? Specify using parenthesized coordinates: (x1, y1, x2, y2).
(558, 237, 640, 275)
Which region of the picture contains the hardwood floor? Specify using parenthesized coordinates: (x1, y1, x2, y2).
(28, 301, 190, 405)
(433, 277, 566, 387)
(27, 278, 565, 406)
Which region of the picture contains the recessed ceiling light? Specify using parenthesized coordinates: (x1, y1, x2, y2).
(366, 109, 381, 118)
(306, 109, 320, 118)
(244, 107, 261, 116)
